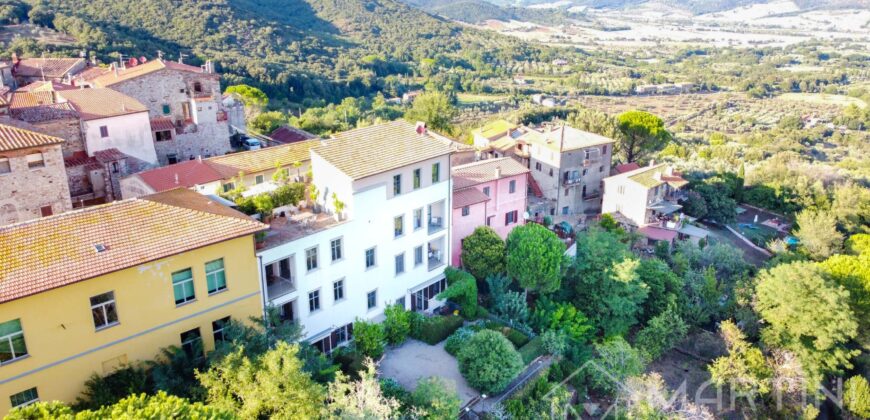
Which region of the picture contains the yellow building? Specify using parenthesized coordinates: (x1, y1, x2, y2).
(0, 188, 266, 413)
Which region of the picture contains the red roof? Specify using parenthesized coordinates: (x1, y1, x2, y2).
(150, 117, 175, 132)
(269, 126, 317, 144)
(136, 159, 225, 192)
(615, 162, 641, 174)
(638, 226, 678, 242)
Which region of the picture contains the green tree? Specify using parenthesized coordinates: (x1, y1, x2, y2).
(327, 359, 400, 419)
(457, 330, 524, 394)
(794, 209, 844, 260)
(755, 262, 859, 387)
(250, 111, 289, 134)
(708, 320, 772, 396)
(409, 377, 461, 419)
(846, 234, 870, 256)
(568, 107, 622, 141)
(530, 298, 593, 342)
(635, 258, 684, 322)
(505, 223, 564, 294)
(844, 375, 870, 419)
(820, 253, 870, 344)
(616, 110, 672, 163)
(567, 228, 647, 336)
(197, 342, 324, 419)
(5, 401, 75, 420)
(74, 364, 152, 411)
(225, 84, 268, 119)
(86, 392, 234, 419)
(493, 289, 529, 324)
(460, 226, 506, 281)
(404, 91, 457, 133)
(830, 183, 869, 234)
(634, 304, 688, 360)
(588, 337, 647, 396)
(438, 267, 479, 317)
(383, 304, 411, 345)
(352, 319, 386, 359)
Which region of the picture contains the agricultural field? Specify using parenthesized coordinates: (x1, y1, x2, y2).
(777, 92, 868, 109)
(0, 24, 76, 46)
(457, 92, 509, 105)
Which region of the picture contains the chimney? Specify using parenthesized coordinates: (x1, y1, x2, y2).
(494, 166, 502, 179)
(415, 121, 426, 135)
(665, 166, 673, 176)
(204, 60, 215, 74)
(653, 172, 662, 182)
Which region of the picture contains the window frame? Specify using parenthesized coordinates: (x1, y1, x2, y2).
(394, 214, 404, 237)
(90, 291, 119, 331)
(255, 174, 264, 184)
(26, 153, 44, 169)
(367, 290, 377, 311)
(0, 157, 10, 174)
(413, 208, 423, 230)
(509, 180, 516, 193)
(205, 258, 227, 295)
(365, 247, 376, 269)
(308, 289, 321, 313)
(414, 245, 424, 266)
(0, 319, 28, 365)
(482, 186, 490, 197)
(180, 328, 202, 357)
(330, 237, 343, 262)
(99, 126, 109, 138)
(9, 387, 38, 408)
(305, 246, 318, 272)
(393, 174, 402, 195)
(212, 316, 230, 344)
(333, 279, 345, 302)
(395, 252, 405, 276)
(413, 168, 421, 189)
(461, 206, 470, 217)
(431, 163, 440, 183)
(171, 268, 196, 306)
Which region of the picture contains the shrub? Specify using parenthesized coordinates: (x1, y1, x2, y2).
(383, 304, 411, 345)
(541, 329, 569, 357)
(460, 226, 506, 281)
(588, 337, 647, 396)
(845, 375, 870, 418)
(439, 268, 479, 318)
(485, 274, 511, 308)
(410, 376, 461, 419)
(410, 315, 464, 345)
(530, 298, 593, 342)
(634, 305, 688, 360)
(74, 364, 152, 411)
(505, 328, 530, 348)
(457, 331, 524, 394)
(493, 290, 529, 324)
(332, 347, 366, 375)
(444, 327, 475, 356)
(504, 375, 572, 419)
(518, 336, 546, 365)
(353, 319, 386, 359)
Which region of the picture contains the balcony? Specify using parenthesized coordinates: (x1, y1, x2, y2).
(265, 257, 296, 300)
(428, 236, 446, 271)
(428, 200, 446, 234)
(582, 190, 601, 200)
(562, 177, 582, 187)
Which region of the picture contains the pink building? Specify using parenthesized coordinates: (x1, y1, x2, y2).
(451, 157, 530, 266)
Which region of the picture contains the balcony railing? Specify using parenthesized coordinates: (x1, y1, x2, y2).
(562, 177, 582, 186)
(428, 217, 444, 234)
(266, 276, 296, 300)
(428, 250, 445, 271)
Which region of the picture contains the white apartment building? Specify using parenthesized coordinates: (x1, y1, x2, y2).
(255, 121, 453, 353)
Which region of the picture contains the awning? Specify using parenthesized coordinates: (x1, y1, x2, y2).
(647, 200, 682, 215)
(638, 226, 678, 242)
(678, 224, 709, 238)
(241, 181, 279, 198)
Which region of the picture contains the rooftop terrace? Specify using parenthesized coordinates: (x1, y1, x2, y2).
(260, 209, 346, 250)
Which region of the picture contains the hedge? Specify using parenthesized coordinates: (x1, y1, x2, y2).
(410, 314, 464, 345)
(518, 336, 545, 365)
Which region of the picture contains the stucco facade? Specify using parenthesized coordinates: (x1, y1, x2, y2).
(80, 112, 157, 164)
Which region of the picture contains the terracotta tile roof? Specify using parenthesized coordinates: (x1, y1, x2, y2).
(9, 102, 78, 123)
(57, 88, 148, 120)
(150, 117, 176, 132)
(453, 187, 490, 209)
(614, 162, 641, 174)
(0, 190, 265, 303)
(135, 159, 227, 192)
(517, 124, 615, 152)
(93, 148, 128, 162)
(91, 59, 212, 87)
(17, 80, 75, 92)
(268, 126, 317, 144)
(144, 188, 255, 221)
(313, 120, 454, 180)
(208, 140, 319, 177)
(9, 91, 56, 109)
(0, 122, 64, 152)
(13, 58, 85, 79)
(452, 157, 530, 190)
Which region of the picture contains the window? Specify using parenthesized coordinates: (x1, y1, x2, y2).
(483, 186, 490, 196)
(172, 269, 195, 305)
(395, 253, 405, 275)
(582, 168, 588, 176)
(549, 168, 553, 177)
(599, 165, 604, 173)
(0, 319, 28, 364)
(162, 104, 171, 115)
(334, 323, 352, 345)
(0, 157, 10, 174)
(212, 317, 230, 343)
(99, 126, 109, 138)
(40, 206, 52, 217)
(90, 292, 118, 330)
(331, 238, 343, 262)
(413, 168, 421, 189)
(222, 183, 235, 193)
(365, 247, 376, 269)
(305, 247, 318, 272)
(462, 206, 470, 216)
(394, 215, 404, 237)
(9, 388, 38, 408)
(602, 145, 608, 154)
(26, 153, 44, 169)
(308, 290, 321, 312)
(432, 163, 440, 183)
(564, 188, 569, 197)
(562, 206, 569, 215)
(582, 184, 587, 197)
(333, 280, 345, 302)
(111, 162, 120, 174)
(193, 82, 203, 93)
(509, 180, 516, 193)
(393, 174, 401, 195)
(255, 175, 264, 184)
(535, 162, 542, 171)
(367, 290, 377, 310)
(205, 259, 227, 294)
(584, 149, 591, 159)
(505, 210, 518, 225)
(486, 215, 494, 226)
(413, 208, 423, 230)
(414, 245, 423, 266)
(180, 328, 202, 357)
(167, 154, 178, 164)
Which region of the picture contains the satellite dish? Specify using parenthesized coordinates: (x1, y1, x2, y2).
(139, 56, 148, 63)
(523, 211, 530, 220)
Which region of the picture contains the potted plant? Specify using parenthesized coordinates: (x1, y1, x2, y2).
(309, 185, 321, 213)
(332, 193, 345, 221)
(253, 194, 275, 223)
(255, 231, 267, 249)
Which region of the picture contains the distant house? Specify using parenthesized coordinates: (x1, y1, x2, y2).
(0, 120, 72, 223)
(451, 157, 529, 266)
(602, 162, 707, 246)
(268, 126, 317, 145)
(10, 55, 86, 85)
(402, 90, 422, 104)
(471, 119, 518, 149)
(120, 139, 319, 198)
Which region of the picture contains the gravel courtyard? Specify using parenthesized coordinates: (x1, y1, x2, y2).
(379, 339, 478, 405)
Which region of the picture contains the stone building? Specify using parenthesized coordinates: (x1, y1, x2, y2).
(10, 56, 87, 86)
(0, 120, 72, 223)
(87, 59, 232, 165)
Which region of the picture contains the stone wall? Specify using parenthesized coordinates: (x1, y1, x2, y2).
(0, 144, 72, 224)
(30, 118, 85, 157)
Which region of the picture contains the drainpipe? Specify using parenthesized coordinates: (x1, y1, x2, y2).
(256, 254, 268, 322)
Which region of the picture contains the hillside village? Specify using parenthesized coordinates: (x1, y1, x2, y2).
(0, 11, 868, 417)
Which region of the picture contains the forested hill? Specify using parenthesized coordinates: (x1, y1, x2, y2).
(400, 0, 582, 25)
(18, 0, 549, 102)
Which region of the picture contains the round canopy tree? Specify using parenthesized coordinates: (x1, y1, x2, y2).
(461, 226, 506, 281)
(506, 223, 564, 294)
(616, 110, 671, 163)
(457, 330, 523, 394)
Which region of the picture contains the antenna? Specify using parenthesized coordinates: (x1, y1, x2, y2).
(157, 50, 164, 60)
(178, 53, 188, 64)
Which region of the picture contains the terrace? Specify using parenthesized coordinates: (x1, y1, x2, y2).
(259, 209, 346, 250)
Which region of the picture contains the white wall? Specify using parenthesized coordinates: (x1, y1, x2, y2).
(602, 176, 650, 226)
(82, 112, 158, 164)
